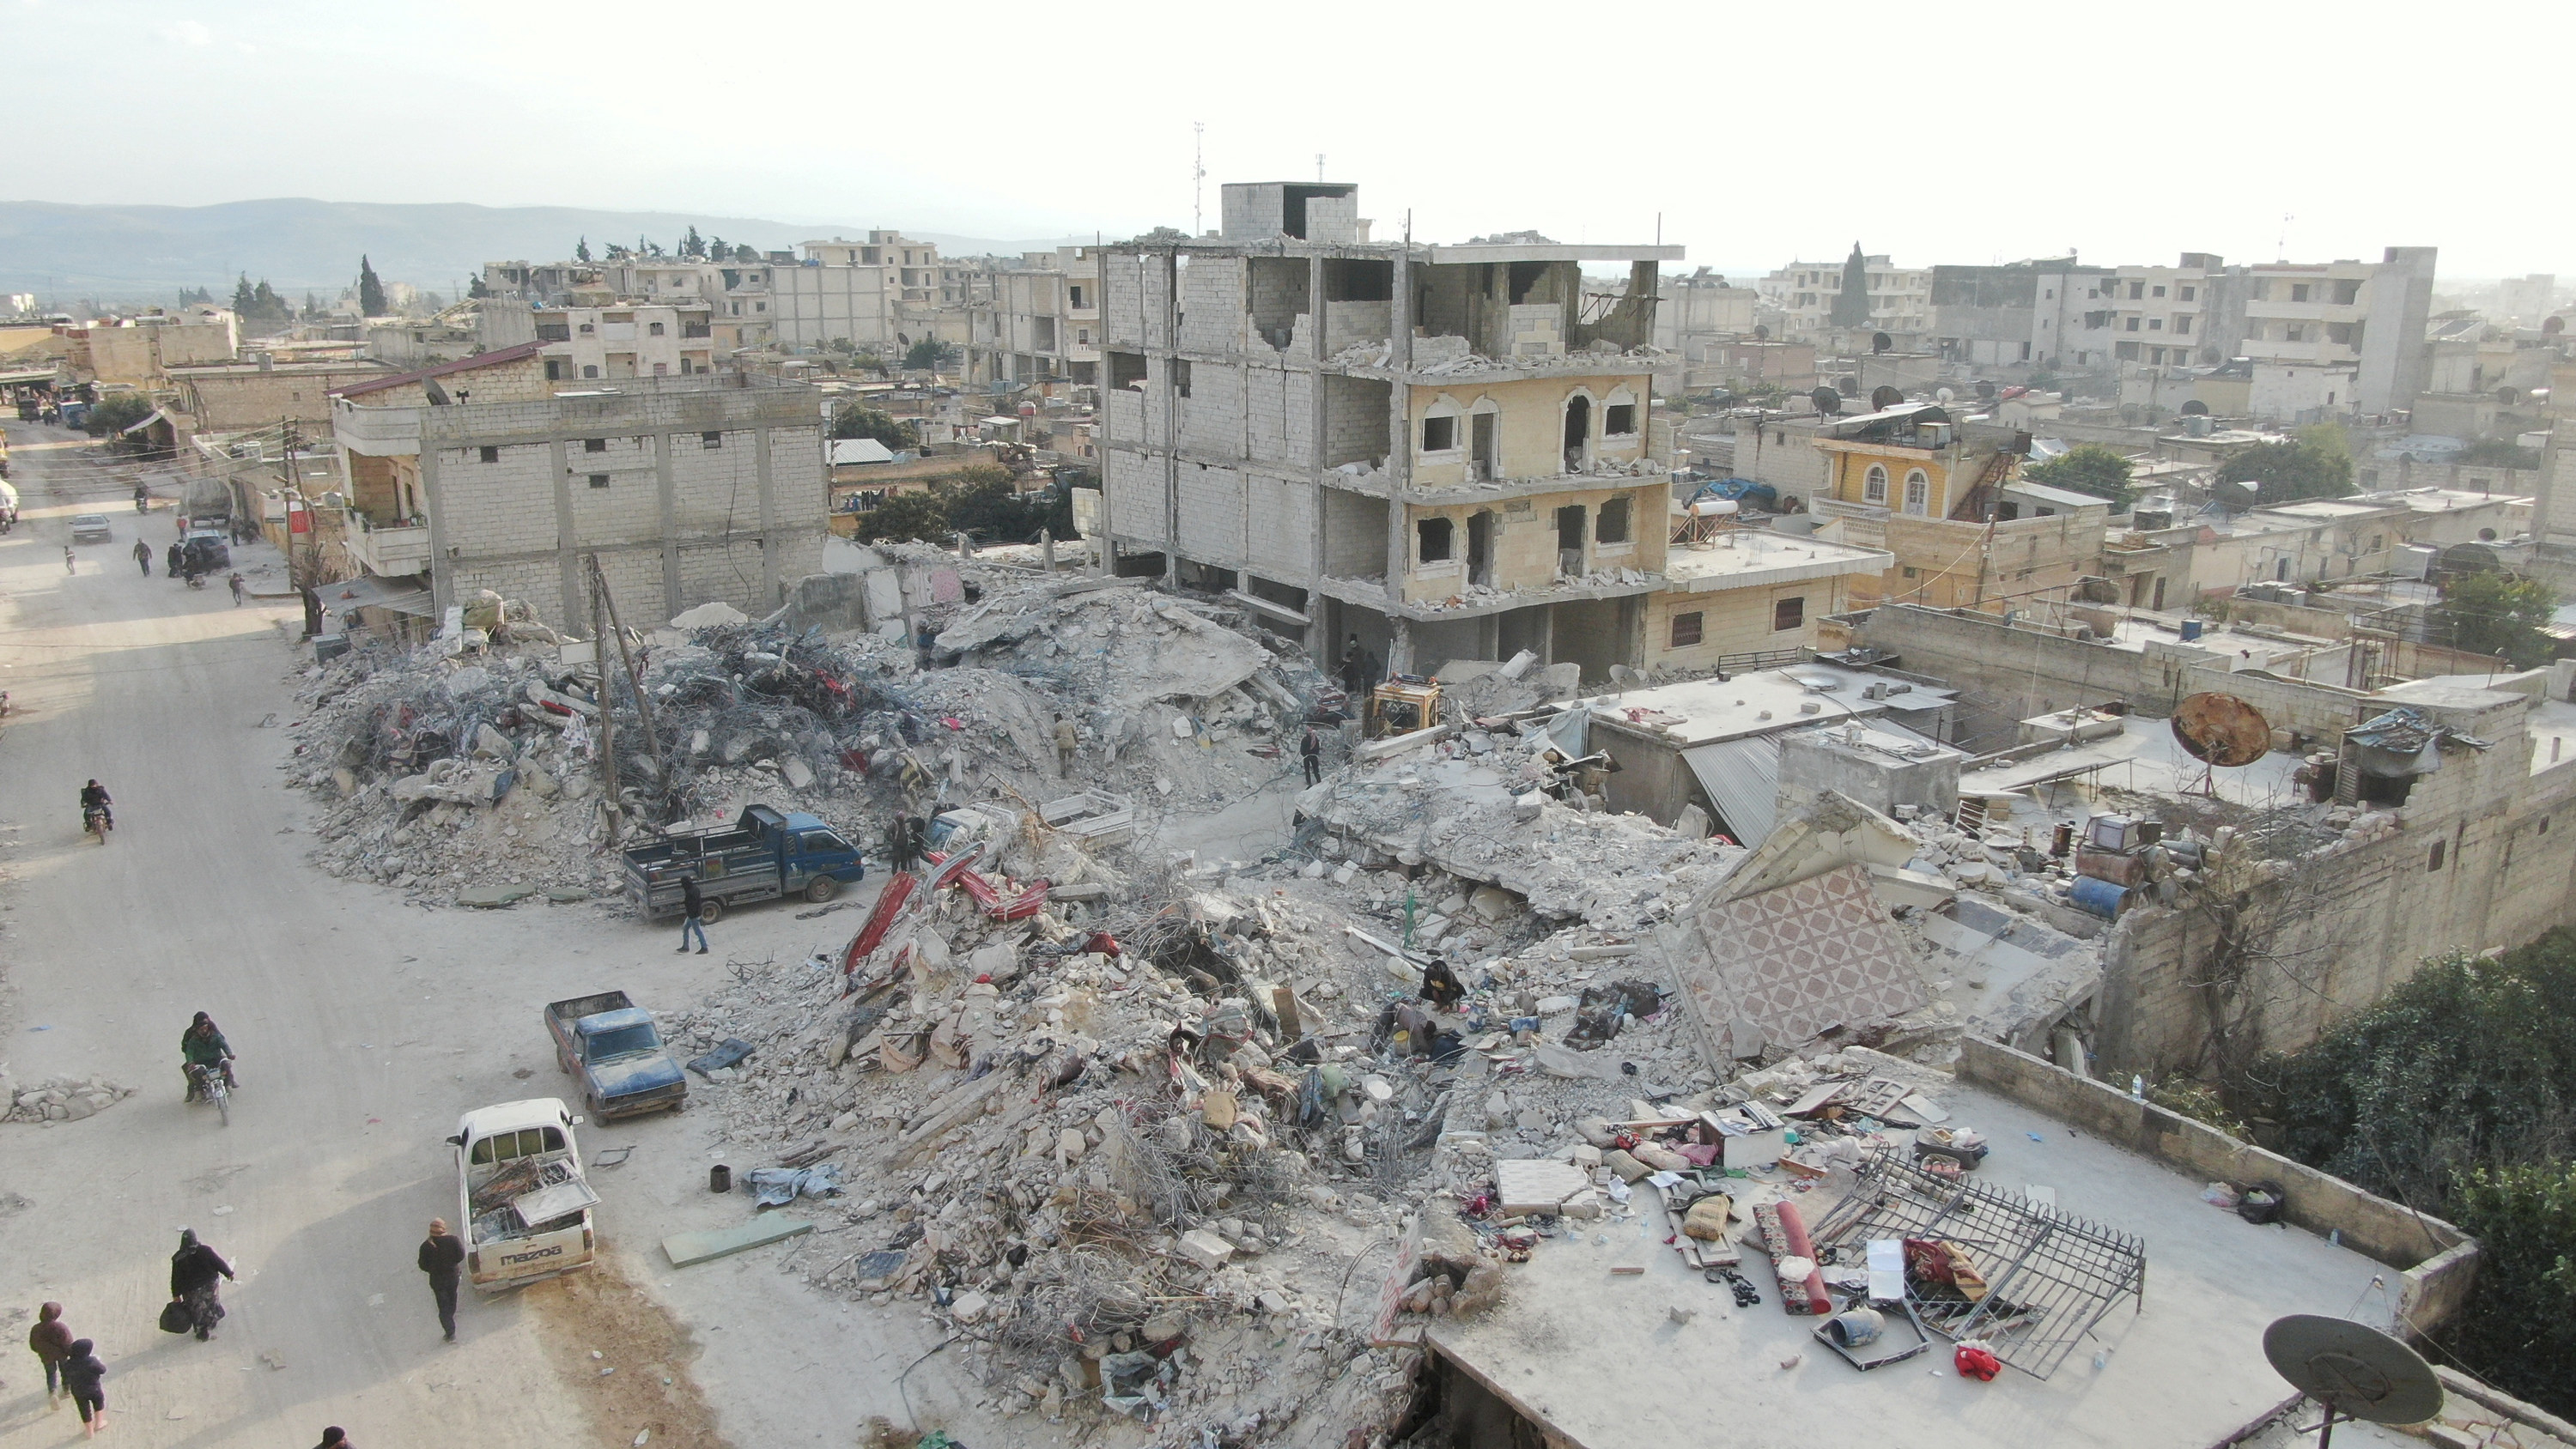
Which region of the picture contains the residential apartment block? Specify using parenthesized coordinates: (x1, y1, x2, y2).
(329, 367, 826, 629)
(965, 247, 1103, 388)
(534, 303, 718, 382)
(1759, 256, 1932, 339)
(1096, 181, 1682, 683)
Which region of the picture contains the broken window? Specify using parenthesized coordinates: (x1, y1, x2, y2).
(648, 321, 665, 336)
(1417, 516, 1454, 562)
(588, 473, 610, 489)
(2291, 283, 2312, 303)
(2333, 279, 2361, 305)
(544, 360, 564, 380)
(585, 438, 608, 452)
(1322, 258, 1391, 302)
(1109, 351, 1146, 390)
(1670, 611, 1704, 648)
(479, 446, 501, 464)
(1068, 284, 1085, 309)
(1562, 395, 1591, 471)
(1173, 359, 1191, 399)
(1605, 403, 1637, 436)
(1774, 596, 1805, 632)
(702, 431, 723, 449)
(1863, 464, 1890, 504)
(1421, 415, 1456, 452)
(1595, 496, 1631, 543)
(2428, 840, 2446, 871)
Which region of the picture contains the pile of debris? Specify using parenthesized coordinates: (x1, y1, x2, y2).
(5, 1074, 137, 1125)
(283, 563, 1331, 904)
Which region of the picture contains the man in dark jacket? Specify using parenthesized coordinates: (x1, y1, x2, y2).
(169, 1228, 234, 1340)
(417, 1217, 465, 1342)
(1300, 725, 1324, 786)
(677, 876, 708, 954)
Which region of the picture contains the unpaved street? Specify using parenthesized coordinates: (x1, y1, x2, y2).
(0, 422, 992, 1448)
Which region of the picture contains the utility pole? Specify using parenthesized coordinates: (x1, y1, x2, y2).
(585, 552, 664, 798)
(1192, 122, 1206, 239)
(585, 558, 625, 843)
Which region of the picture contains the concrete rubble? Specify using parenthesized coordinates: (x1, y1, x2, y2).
(4, 1073, 138, 1124)
(277, 555, 1331, 907)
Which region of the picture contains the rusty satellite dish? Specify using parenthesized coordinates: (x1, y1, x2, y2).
(2172, 692, 2272, 767)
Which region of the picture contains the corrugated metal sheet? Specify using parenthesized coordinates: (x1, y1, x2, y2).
(1683, 735, 1782, 846)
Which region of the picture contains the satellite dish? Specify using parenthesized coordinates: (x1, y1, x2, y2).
(1810, 386, 1842, 416)
(1870, 385, 1905, 411)
(1754, 324, 1771, 341)
(1872, 330, 1893, 354)
(2173, 693, 2272, 767)
(1976, 380, 1997, 400)
(2262, 1315, 2443, 1442)
(2180, 399, 2210, 416)
(1935, 387, 1956, 404)
(2546, 316, 2566, 336)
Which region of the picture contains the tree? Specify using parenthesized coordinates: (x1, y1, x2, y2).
(707, 234, 726, 260)
(1830, 241, 1872, 329)
(941, 464, 1048, 543)
(230, 274, 257, 315)
(2459, 438, 2543, 470)
(2020, 444, 2137, 506)
(574, 236, 592, 263)
(467, 276, 491, 300)
(680, 226, 704, 259)
(854, 488, 951, 544)
(830, 403, 920, 450)
(83, 392, 155, 444)
(2438, 569, 2560, 667)
(733, 243, 760, 263)
(2215, 438, 2355, 507)
(357, 255, 386, 316)
(2252, 937, 2576, 1415)
(302, 291, 324, 321)
(904, 338, 960, 371)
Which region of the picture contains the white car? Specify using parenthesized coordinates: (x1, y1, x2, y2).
(70, 514, 112, 543)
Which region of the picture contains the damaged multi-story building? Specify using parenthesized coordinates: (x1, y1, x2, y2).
(1095, 181, 1682, 682)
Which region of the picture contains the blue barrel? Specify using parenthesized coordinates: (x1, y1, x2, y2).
(2070, 876, 2128, 919)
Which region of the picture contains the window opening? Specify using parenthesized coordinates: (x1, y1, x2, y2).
(1774, 596, 1805, 632)
(1595, 495, 1631, 543)
(1417, 516, 1454, 563)
(1671, 611, 1704, 648)
(1605, 403, 1637, 436)
(1422, 415, 1456, 452)
(1562, 395, 1591, 471)
(1863, 464, 1889, 504)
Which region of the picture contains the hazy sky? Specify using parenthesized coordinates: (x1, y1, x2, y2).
(14, 0, 2567, 279)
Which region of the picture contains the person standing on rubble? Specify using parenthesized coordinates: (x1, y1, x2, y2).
(677, 876, 709, 955)
(1053, 713, 1078, 778)
(1338, 635, 1365, 698)
(1301, 724, 1323, 785)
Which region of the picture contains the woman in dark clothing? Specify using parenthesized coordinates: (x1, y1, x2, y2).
(27, 1300, 72, 1406)
(315, 1428, 352, 1449)
(58, 1337, 105, 1437)
(170, 1228, 235, 1340)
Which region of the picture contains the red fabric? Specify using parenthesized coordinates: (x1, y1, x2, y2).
(1678, 1142, 1721, 1167)
(841, 872, 916, 971)
(1773, 1201, 1831, 1316)
(1954, 1344, 2002, 1381)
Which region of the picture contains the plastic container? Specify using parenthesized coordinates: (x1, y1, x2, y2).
(709, 1164, 732, 1193)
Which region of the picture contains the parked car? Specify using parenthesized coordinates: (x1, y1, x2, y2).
(70, 514, 111, 543)
(544, 991, 686, 1120)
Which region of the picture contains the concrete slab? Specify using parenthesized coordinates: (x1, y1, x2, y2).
(662, 1215, 814, 1268)
(1428, 1080, 2393, 1449)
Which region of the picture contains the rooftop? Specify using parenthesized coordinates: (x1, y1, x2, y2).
(1428, 1071, 2397, 1449)
(1577, 664, 1956, 749)
(1662, 529, 1893, 591)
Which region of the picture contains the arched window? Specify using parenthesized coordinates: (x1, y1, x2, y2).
(1903, 469, 1931, 516)
(1862, 464, 1889, 504)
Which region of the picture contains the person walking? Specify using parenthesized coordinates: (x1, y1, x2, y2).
(677, 876, 708, 955)
(1301, 724, 1323, 786)
(169, 1228, 235, 1341)
(58, 1337, 105, 1438)
(132, 540, 151, 577)
(63, 546, 76, 575)
(315, 1428, 353, 1449)
(417, 1217, 465, 1342)
(27, 1301, 72, 1408)
(1053, 713, 1078, 778)
(228, 572, 246, 605)
(165, 542, 182, 578)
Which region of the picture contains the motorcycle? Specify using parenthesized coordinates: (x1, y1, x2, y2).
(184, 1062, 231, 1126)
(82, 804, 110, 844)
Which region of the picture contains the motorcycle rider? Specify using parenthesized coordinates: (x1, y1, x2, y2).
(77, 780, 111, 832)
(132, 483, 149, 514)
(180, 1013, 236, 1100)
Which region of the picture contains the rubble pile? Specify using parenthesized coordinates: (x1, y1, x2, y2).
(5, 1074, 137, 1125)
(282, 565, 1331, 901)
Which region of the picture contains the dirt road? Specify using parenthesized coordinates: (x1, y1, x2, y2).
(0, 423, 987, 1449)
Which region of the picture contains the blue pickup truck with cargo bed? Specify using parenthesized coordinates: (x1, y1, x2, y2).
(543, 991, 686, 1119)
(620, 803, 866, 923)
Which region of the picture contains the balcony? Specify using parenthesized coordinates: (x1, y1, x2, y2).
(343, 513, 431, 576)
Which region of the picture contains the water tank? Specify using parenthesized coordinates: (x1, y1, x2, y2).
(1691, 497, 1740, 518)
(2070, 876, 2129, 919)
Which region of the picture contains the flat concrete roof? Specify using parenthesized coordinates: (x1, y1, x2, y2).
(1576, 664, 1956, 749)
(1428, 1077, 2391, 1449)
(1663, 529, 1892, 591)
(1961, 713, 2308, 807)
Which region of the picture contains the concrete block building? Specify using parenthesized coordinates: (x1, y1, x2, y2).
(331, 372, 826, 630)
(1096, 181, 1683, 683)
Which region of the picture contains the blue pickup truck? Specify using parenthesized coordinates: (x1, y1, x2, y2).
(544, 991, 687, 1119)
(621, 803, 866, 923)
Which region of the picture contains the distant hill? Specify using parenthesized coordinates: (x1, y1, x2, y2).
(0, 197, 1083, 304)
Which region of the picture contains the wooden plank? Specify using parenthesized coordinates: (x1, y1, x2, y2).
(662, 1216, 814, 1268)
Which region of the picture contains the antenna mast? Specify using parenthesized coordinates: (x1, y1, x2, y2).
(1193, 122, 1206, 238)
